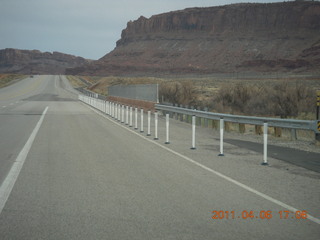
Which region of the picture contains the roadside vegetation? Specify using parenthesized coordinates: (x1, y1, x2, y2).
(69, 75, 320, 120)
(0, 74, 26, 89)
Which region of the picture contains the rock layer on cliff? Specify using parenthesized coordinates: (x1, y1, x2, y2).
(67, 1, 320, 76)
(0, 48, 90, 74)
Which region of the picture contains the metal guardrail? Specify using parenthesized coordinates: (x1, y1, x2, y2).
(79, 94, 319, 165)
(155, 104, 319, 133)
(76, 88, 106, 100)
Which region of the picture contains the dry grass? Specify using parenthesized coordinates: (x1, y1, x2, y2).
(66, 75, 88, 88)
(0, 74, 26, 88)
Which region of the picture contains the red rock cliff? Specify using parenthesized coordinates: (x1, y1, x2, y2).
(67, 1, 320, 76)
(0, 48, 91, 74)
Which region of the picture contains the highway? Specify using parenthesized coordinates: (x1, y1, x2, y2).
(0, 75, 319, 239)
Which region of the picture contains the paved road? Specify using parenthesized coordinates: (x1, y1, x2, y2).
(0, 75, 319, 239)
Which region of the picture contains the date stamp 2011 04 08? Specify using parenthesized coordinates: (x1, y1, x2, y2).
(211, 210, 308, 220)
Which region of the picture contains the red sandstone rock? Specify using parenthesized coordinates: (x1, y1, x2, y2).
(67, 1, 320, 76)
(0, 48, 91, 74)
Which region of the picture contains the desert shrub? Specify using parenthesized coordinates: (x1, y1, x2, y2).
(270, 82, 299, 118)
(213, 81, 315, 118)
(158, 78, 315, 119)
(159, 82, 180, 104)
(215, 83, 251, 112)
(159, 81, 197, 106)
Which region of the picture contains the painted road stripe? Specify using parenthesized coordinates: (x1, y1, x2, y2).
(85, 103, 320, 225)
(0, 106, 49, 214)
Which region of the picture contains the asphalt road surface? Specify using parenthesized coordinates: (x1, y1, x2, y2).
(0, 75, 319, 240)
(223, 139, 320, 173)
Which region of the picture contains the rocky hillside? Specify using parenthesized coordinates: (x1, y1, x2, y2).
(67, 1, 320, 76)
(0, 48, 90, 74)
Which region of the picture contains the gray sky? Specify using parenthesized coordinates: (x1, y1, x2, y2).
(1, 0, 286, 60)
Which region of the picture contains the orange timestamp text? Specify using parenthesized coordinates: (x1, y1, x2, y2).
(211, 210, 308, 220)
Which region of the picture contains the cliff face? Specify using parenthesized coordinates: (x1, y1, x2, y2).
(0, 48, 90, 74)
(68, 1, 320, 76)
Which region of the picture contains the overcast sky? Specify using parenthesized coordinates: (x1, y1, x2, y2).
(1, 0, 287, 60)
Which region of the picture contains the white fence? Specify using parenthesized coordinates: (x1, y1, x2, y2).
(79, 94, 319, 166)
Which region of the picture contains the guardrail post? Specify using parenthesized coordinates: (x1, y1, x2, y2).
(239, 123, 245, 133)
(114, 103, 117, 118)
(174, 104, 178, 120)
(154, 112, 159, 140)
(218, 118, 224, 156)
(274, 127, 282, 138)
(165, 113, 170, 144)
(262, 122, 269, 165)
(291, 129, 297, 141)
(191, 115, 196, 150)
(121, 105, 125, 123)
(114, 104, 117, 120)
(197, 107, 201, 126)
(255, 125, 263, 135)
(129, 107, 133, 127)
(111, 103, 114, 118)
(204, 107, 208, 127)
(185, 105, 189, 123)
(134, 108, 138, 130)
(118, 104, 121, 121)
(126, 106, 129, 125)
(140, 109, 144, 133)
(147, 111, 151, 136)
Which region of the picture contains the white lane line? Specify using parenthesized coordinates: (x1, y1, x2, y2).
(85, 103, 320, 225)
(0, 106, 49, 214)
